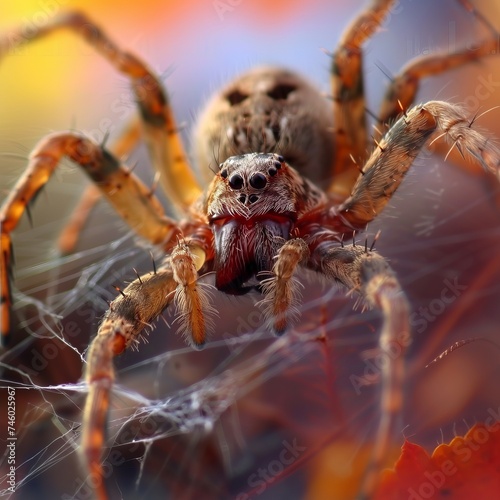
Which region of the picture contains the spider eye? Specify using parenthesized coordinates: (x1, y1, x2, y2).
(249, 173, 267, 189)
(220, 169, 228, 178)
(229, 174, 244, 190)
(268, 166, 277, 176)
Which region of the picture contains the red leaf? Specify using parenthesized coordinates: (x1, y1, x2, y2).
(375, 422, 500, 499)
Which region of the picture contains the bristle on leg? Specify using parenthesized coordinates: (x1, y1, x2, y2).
(258, 238, 309, 335)
(170, 242, 214, 348)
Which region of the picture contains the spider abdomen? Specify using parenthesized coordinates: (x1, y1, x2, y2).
(194, 66, 334, 187)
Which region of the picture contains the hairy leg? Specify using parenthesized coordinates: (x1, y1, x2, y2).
(330, 0, 499, 199)
(258, 238, 309, 334)
(375, 0, 499, 180)
(57, 116, 143, 254)
(82, 238, 209, 499)
(310, 242, 410, 498)
(170, 241, 215, 349)
(377, 41, 498, 136)
(0, 132, 179, 343)
(82, 263, 177, 500)
(335, 101, 500, 230)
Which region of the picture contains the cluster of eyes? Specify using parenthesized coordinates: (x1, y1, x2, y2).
(219, 155, 285, 200)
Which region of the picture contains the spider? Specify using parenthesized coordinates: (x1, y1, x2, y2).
(1, 1, 500, 499)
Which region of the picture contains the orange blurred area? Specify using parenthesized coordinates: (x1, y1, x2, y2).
(1, 0, 307, 24)
(0, 1, 186, 132)
(307, 441, 401, 499)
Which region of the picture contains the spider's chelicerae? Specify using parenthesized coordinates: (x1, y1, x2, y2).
(1, 1, 500, 499)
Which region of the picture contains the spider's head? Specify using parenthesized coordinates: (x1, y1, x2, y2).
(207, 152, 298, 220)
(205, 152, 324, 294)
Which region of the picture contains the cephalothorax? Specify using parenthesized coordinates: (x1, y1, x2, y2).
(205, 151, 325, 295)
(1, 2, 499, 499)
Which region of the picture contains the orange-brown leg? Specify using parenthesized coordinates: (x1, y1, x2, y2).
(310, 243, 409, 498)
(57, 116, 142, 254)
(258, 238, 309, 335)
(82, 264, 177, 500)
(0, 11, 202, 212)
(0, 132, 180, 344)
(170, 241, 215, 349)
(83, 238, 209, 500)
(377, 41, 498, 138)
(329, 0, 396, 198)
(375, 0, 498, 180)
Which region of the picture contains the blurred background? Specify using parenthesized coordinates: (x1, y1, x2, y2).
(1, 0, 500, 498)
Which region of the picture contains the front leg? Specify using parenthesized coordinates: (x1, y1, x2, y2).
(170, 240, 215, 349)
(83, 237, 209, 499)
(258, 238, 309, 335)
(83, 263, 178, 500)
(310, 242, 410, 498)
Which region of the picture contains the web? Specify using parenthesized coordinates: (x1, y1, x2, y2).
(2, 156, 500, 498)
